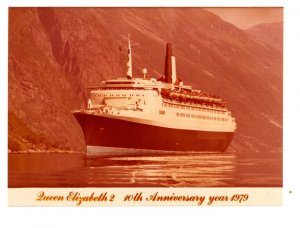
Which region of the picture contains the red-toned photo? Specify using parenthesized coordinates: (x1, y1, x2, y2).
(8, 7, 282, 188)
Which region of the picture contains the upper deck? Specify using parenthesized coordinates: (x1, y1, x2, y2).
(86, 78, 164, 90)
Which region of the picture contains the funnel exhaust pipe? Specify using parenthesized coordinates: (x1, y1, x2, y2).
(164, 43, 172, 83)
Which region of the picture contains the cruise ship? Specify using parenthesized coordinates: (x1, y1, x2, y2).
(73, 36, 236, 154)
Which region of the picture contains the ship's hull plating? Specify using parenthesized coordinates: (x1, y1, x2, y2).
(73, 112, 234, 153)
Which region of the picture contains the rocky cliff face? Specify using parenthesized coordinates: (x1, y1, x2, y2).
(8, 8, 282, 153)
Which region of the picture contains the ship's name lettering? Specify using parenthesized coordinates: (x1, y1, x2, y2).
(36, 191, 64, 202)
(66, 191, 112, 206)
(35, 191, 115, 206)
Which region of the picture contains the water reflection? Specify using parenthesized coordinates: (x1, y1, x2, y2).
(84, 152, 237, 187)
(8, 151, 282, 187)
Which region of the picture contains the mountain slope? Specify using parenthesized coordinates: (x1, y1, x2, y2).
(245, 22, 283, 52)
(8, 8, 282, 153)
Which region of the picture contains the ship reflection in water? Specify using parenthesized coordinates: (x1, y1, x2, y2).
(8, 151, 282, 187)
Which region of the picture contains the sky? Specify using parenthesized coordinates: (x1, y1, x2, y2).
(205, 7, 283, 29)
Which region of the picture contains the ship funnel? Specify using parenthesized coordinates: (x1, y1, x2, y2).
(164, 43, 172, 83)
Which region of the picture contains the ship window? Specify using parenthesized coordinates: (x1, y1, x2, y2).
(159, 110, 165, 115)
(180, 113, 185, 117)
(191, 114, 195, 118)
(176, 113, 179, 117)
(186, 114, 190, 118)
(106, 81, 135, 84)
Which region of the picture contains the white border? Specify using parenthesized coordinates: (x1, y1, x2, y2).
(5, 0, 286, 7)
(2, 0, 300, 227)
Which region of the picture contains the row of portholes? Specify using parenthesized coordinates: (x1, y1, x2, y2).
(176, 112, 228, 121)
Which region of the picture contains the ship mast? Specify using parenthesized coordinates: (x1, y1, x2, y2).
(126, 34, 133, 78)
(126, 34, 139, 79)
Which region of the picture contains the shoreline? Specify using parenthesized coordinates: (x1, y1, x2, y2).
(8, 149, 85, 154)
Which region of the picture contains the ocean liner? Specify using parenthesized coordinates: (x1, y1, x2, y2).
(73, 36, 236, 154)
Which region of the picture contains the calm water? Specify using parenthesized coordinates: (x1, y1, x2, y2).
(8, 151, 282, 187)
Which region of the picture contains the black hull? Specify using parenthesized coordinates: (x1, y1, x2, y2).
(73, 112, 234, 152)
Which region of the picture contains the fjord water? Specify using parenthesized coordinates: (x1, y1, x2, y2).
(8, 151, 282, 187)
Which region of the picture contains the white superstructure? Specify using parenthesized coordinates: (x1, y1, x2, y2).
(85, 77, 236, 133)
